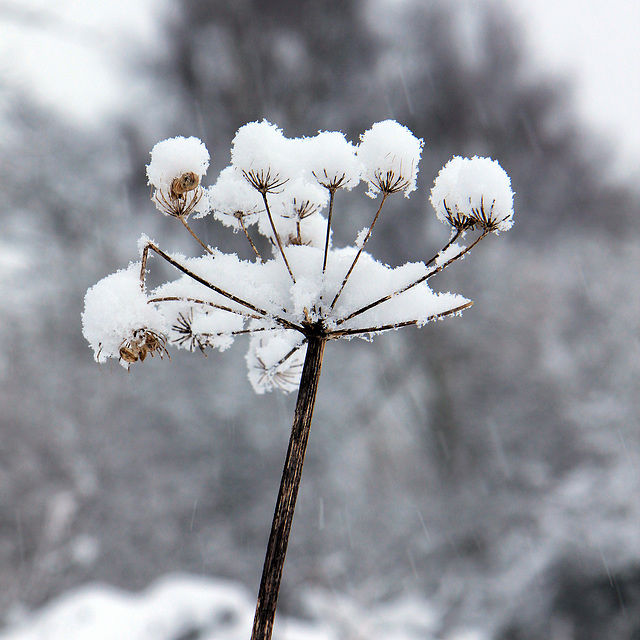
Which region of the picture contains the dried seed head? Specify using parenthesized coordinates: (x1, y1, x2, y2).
(118, 329, 169, 365)
(152, 185, 205, 218)
(119, 344, 139, 364)
(171, 172, 200, 198)
(431, 156, 514, 233)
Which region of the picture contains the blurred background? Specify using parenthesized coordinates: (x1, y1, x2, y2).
(1, 0, 639, 638)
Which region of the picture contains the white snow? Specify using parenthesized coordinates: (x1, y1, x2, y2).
(246, 333, 306, 394)
(0, 574, 443, 640)
(231, 120, 293, 189)
(298, 130, 362, 190)
(203, 166, 264, 228)
(435, 243, 466, 267)
(82, 263, 166, 366)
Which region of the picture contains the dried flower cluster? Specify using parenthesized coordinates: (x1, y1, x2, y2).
(82, 120, 513, 393)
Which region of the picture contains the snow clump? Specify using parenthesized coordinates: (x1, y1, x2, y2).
(146, 136, 210, 191)
(357, 120, 423, 198)
(82, 264, 166, 367)
(146, 136, 210, 218)
(430, 156, 514, 231)
(231, 120, 292, 191)
(300, 130, 362, 190)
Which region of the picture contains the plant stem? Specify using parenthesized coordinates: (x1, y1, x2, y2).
(335, 229, 489, 326)
(322, 188, 336, 274)
(330, 192, 388, 309)
(250, 335, 326, 640)
(140, 243, 304, 333)
(261, 192, 296, 284)
(239, 215, 264, 262)
(180, 217, 213, 254)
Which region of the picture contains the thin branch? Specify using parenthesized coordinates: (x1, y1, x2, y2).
(422, 228, 490, 279)
(272, 340, 307, 370)
(140, 243, 151, 291)
(147, 296, 263, 320)
(322, 187, 337, 274)
(238, 215, 264, 261)
(180, 217, 213, 255)
(335, 229, 489, 326)
(140, 243, 304, 333)
(330, 192, 389, 309)
(424, 227, 463, 268)
(328, 301, 474, 338)
(261, 192, 296, 284)
(201, 325, 290, 339)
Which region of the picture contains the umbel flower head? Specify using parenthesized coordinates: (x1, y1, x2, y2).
(430, 155, 514, 232)
(146, 136, 210, 218)
(82, 120, 514, 393)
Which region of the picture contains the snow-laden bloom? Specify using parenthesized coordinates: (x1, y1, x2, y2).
(246, 333, 306, 394)
(430, 155, 514, 232)
(83, 120, 514, 391)
(147, 136, 210, 191)
(231, 120, 293, 193)
(82, 264, 167, 367)
(358, 120, 423, 198)
(202, 166, 264, 229)
(298, 131, 362, 190)
(146, 136, 210, 218)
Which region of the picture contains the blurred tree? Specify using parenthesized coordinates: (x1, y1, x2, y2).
(160, 0, 375, 144)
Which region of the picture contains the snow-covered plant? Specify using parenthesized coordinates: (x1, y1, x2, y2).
(82, 120, 514, 640)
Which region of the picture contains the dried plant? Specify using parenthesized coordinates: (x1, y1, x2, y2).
(82, 121, 514, 640)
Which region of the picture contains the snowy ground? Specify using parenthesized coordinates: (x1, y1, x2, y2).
(0, 574, 464, 640)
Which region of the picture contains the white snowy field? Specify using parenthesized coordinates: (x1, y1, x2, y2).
(0, 574, 454, 640)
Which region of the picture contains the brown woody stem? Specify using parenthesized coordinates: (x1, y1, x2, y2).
(250, 335, 326, 640)
(322, 188, 336, 274)
(140, 243, 304, 333)
(239, 215, 264, 262)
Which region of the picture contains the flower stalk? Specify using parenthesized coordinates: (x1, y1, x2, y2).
(251, 334, 326, 640)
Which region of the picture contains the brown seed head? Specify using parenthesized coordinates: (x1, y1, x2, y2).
(171, 172, 200, 199)
(118, 329, 169, 365)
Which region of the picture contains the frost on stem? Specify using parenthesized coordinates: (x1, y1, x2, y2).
(82, 119, 514, 392)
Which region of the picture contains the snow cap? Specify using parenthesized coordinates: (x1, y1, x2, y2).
(146, 136, 210, 190)
(231, 120, 293, 191)
(82, 264, 166, 366)
(430, 156, 514, 232)
(358, 120, 423, 198)
(299, 131, 362, 190)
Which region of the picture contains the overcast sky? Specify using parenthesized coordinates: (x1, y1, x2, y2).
(0, 0, 638, 179)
